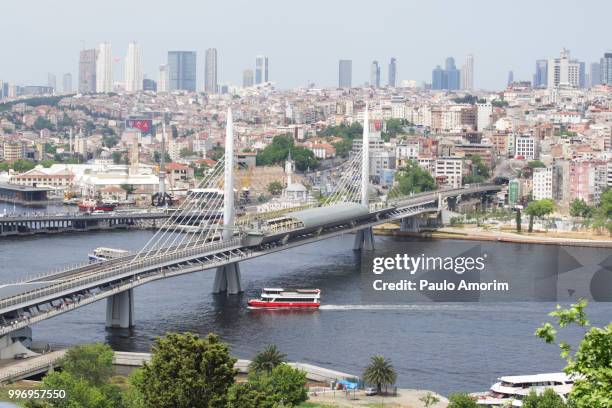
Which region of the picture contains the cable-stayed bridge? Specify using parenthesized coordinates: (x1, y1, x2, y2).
(0, 107, 500, 359)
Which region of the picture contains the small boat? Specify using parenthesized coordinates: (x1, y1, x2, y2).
(88, 247, 129, 263)
(248, 288, 321, 309)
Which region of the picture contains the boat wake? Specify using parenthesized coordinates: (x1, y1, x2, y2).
(319, 304, 476, 311)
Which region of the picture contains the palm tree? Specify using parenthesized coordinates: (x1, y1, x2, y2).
(249, 345, 287, 373)
(362, 355, 397, 394)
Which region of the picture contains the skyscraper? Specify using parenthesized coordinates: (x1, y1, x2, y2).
(444, 57, 460, 90)
(158, 65, 169, 92)
(204, 48, 218, 93)
(78, 48, 97, 93)
(62, 73, 72, 94)
(432, 65, 445, 90)
(600, 52, 612, 85)
(548, 48, 582, 88)
(460, 54, 474, 90)
(507, 70, 514, 85)
(589, 62, 601, 87)
(95, 42, 113, 93)
(168, 51, 197, 91)
(370, 61, 380, 87)
(338, 60, 352, 88)
(243, 69, 254, 88)
(533, 59, 548, 88)
(47, 73, 56, 93)
(388, 58, 397, 87)
(124, 42, 143, 92)
(255, 55, 269, 84)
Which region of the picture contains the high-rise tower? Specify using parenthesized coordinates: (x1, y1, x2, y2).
(205, 48, 218, 93)
(338, 60, 352, 88)
(124, 42, 143, 92)
(96, 42, 113, 93)
(388, 58, 397, 87)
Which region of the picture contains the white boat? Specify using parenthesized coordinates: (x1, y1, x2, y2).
(473, 372, 575, 407)
(248, 288, 321, 309)
(88, 247, 129, 263)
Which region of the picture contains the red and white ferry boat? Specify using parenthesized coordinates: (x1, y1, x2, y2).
(247, 288, 321, 309)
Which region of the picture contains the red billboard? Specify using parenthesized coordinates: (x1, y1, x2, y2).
(126, 118, 153, 134)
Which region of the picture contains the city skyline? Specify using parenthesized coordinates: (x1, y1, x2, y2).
(0, 0, 611, 90)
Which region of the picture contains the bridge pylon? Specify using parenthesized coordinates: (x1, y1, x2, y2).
(213, 108, 243, 295)
(353, 103, 375, 251)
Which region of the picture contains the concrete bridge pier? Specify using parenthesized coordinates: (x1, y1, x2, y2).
(105, 289, 134, 329)
(400, 215, 422, 232)
(213, 263, 242, 295)
(353, 227, 375, 251)
(0, 327, 38, 360)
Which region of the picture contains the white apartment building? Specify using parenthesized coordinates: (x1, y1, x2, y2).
(515, 135, 537, 160)
(395, 142, 419, 167)
(476, 103, 492, 130)
(548, 48, 581, 88)
(435, 157, 462, 188)
(532, 167, 553, 200)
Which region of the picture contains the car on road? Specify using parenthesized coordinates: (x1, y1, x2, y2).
(365, 387, 377, 396)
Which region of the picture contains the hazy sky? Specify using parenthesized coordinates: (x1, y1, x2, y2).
(1, 0, 610, 90)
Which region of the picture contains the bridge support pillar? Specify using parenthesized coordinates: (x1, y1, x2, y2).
(353, 227, 374, 251)
(0, 327, 38, 360)
(105, 289, 134, 329)
(213, 263, 242, 295)
(400, 216, 422, 233)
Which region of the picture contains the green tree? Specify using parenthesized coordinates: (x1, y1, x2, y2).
(362, 355, 397, 394)
(180, 147, 196, 158)
(33, 116, 54, 131)
(447, 393, 478, 407)
(11, 159, 36, 173)
(62, 343, 114, 386)
(111, 152, 123, 164)
(134, 332, 236, 408)
(463, 154, 490, 184)
(569, 199, 594, 219)
(40, 160, 57, 168)
(535, 300, 612, 408)
(420, 392, 441, 407)
(384, 118, 406, 140)
(332, 138, 353, 158)
(592, 189, 612, 234)
(256, 135, 318, 171)
(0, 162, 9, 172)
(226, 382, 271, 408)
(392, 160, 436, 197)
(28, 343, 122, 408)
(528, 160, 546, 169)
(120, 184, 135, 195)
(249, 344, 287, 374)
(267, 181, 283, 196)
(243, 364, 308, 407)
(521, 388, 568, 408)
(524, 199, 555, 232)
(319, 122, 363, 139)
(102, 134, 119, 148)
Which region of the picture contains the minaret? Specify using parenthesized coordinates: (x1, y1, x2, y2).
(285, 150, 293, 186)
(69, 128, 73, 154)
(361, 103, 369, 206)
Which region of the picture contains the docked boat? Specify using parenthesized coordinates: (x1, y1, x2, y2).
(472, 372, 574, 406)
(247, 288, 321, 309)
(78, 199, 116, 213)
(88, 247, 129, 263)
